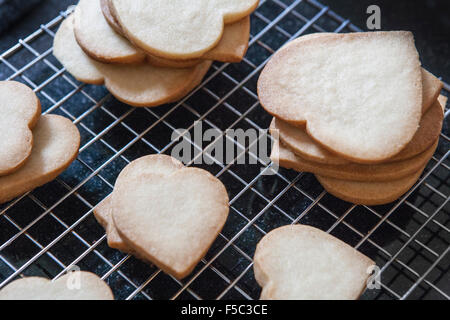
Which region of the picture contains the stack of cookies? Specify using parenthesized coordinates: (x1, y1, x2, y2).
(93, 155, 230, 280)
(258, 32, 445, 205)
(53, 0, 259, 107)
(0, 81, 80, 204)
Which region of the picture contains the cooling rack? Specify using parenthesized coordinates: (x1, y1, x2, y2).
(0, 0, 449, 300)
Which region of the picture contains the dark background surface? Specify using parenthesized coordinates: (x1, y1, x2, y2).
(0, 0, 448, 301)
(0, 0, 449, 82)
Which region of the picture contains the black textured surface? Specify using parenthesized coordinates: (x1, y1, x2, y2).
(0, 0, 449, 300)
(0, 0, 43, 33)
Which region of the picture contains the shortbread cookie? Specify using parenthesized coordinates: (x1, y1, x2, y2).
(271, 139, 438, 182)
(0, 81, 41, 176)
(0, 272, 113, 300)
(0, 115, 80, 204)
(258, 31, 423, 163)
(270, 118, 349, 165)
(391, 98, 443, 162)
(145, 17, 251, 68)
(98, 0, 251, 67)
(74, 0, 146, 64)
(54, 16, 211, 107)
(94, 155, 184, 252)
(100, 0, 123, 35)
(254, 225, 375, 300)
(109, 0, 258, 59)
(77, 0, 249, 66)
(110, 155, 229, 279)
(272, 97, 444, 164)
(316, 165, 425, 205)
(279, 33, 441, 115)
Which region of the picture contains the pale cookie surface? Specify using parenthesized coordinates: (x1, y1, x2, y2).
(101, 0, 123, 34)
(74, 0, 146, 63)
(54, 16, 211, 107)
(0, 272, 113, 300)
(110, 0, 258, 59)
(100, 0, 250, 67)
(253, 225, 375, 300)
(111, 156, 229, 279)
(273, 97, 443, 164)
(270, 118, 349, 165)
(271, 139, 438, 182)
(0, 81, 41, 176)
(0, 115, 80, 204)
(258, 31, 423, 163)
(93, 155, 184, 252)
(316, 166, 425, 205)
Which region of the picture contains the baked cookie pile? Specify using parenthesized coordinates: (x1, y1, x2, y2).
(93, 155, 230, 280)
(0, 81, 80, 204)
(53, 0, 259, 107)
(258, 32, 444, 205)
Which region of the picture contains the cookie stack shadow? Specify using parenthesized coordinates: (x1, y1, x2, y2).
(259, 32, 446, 206)
(52, 0, 258, 107)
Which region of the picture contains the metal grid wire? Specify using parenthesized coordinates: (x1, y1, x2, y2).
(0, 0, 449, 300)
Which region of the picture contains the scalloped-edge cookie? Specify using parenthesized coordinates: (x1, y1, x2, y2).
(0, 272, 113, 300)
(110, 0, 258, 59)
(271, 96, 444, 164)
(0, 81, 41, 176)
(316, 165, 425, 206)
(254, 225, 375, 300)
(271, 138, 438, 182)
(107, 155, 229, 279)
(258, 31, 423, 163)
(87, 0, 250, 67)
(0, 115, 80, 204)
(54, 16, 211, 107)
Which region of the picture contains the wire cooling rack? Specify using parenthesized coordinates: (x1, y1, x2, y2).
(0, 0, 449, 300)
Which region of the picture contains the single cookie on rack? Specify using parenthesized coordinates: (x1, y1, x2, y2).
(258, 31, 423, 163)
(0, 81, 41, 176)
(109, 0, 258, 59)
(0, 115, 80, 204)
(270, 139, 438, 182)
(104, 155, 229, 279)
(54, 16, 211, 107)
(271, 96, 444, 164)
(253, 225, 375, 300)
(89, 0, 251, 67)
(94, 155, 184, 252)
(0, 272, 113, 300)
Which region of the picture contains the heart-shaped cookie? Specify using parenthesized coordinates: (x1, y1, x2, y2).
(0, 114, 80, 204)
(258, 31, 423, 163)
(0, 81, 41, 176)
(0, 272, 113, 300)
(75, 0, 250, 66)
(110, 156, 229, 279)
(271, 96, 444, 164)
(54, 16, 211, 107)
(254, 225, 375, 300)
(110, 0, 258, 59)
(94, 155, 184, 252)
